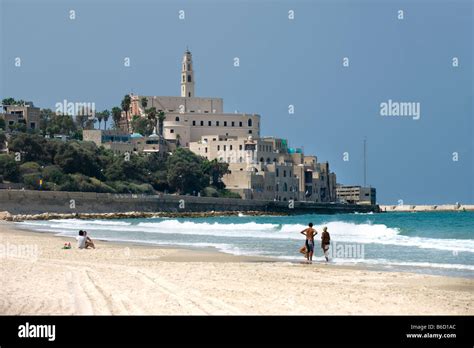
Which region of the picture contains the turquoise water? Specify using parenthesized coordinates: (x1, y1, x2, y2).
(18, 211, 474, 278)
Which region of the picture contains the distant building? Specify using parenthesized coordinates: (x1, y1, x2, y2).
(336, 185, 376, 205)
(0, 102, 40, 131)
(190, 135, 337, 202)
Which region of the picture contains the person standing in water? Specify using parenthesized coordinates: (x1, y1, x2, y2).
(321, 226, 331, 262)
(300, 223, 317, 262)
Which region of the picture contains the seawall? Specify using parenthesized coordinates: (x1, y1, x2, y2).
(379, 204, 474, 212)
(0, 190, 379, 220)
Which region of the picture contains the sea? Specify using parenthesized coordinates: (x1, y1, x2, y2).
(16, 211, 474, 278)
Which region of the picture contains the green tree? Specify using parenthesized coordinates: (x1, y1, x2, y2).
(19, 162, 41, 176)
(0, 130, 6, 149)
(131, 116, 153, 136)
(0, 154, 20, 181)
(157, 111, 166, 136)
(102, 109, 110, 130)
(140, 97, 148, 111)
(96, 111, 103, 130)
(9, 133, 47, 163)
(166, 148, 209, 194)
(0, 118, 5, 130)
(2, 97, 16, 106)
(121, 95, 131, 133)
(111, 107, 122, 130)
(42, 165, 65, 185)
(54, 141, 103, 179)
(201, 159, 229, 189)
(146, 107, 157, 133)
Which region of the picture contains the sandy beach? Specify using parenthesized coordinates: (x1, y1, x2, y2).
(0, 221, 472, 315)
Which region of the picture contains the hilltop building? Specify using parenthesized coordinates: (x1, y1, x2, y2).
(97, 49, 341, 201)
(0, 102, 40, 131)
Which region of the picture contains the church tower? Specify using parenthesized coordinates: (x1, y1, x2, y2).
(181, 49, 194, 98)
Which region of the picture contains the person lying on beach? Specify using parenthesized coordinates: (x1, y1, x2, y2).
(321, 226, 331, 262)
(83, 231, 96, 249)
(300, 222, 317, 262)
(76, 230, 86, 249)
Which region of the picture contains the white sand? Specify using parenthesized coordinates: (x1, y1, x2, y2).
(1, 222, 473, 315)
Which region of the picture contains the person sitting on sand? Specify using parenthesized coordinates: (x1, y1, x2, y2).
(76, 230, 86, 249)
(321, 226, 331, 262)
(83, 231, 96, 249)
(300, 222, 317, 262)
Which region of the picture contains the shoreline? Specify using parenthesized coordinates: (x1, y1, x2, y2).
(0, 210, 288, 222)
(2, 205, 473, 222)
(1, 221, 473, 314)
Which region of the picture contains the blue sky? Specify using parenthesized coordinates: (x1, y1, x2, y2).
(1, 0, 472, 204)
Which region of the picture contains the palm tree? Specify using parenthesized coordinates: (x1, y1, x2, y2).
(146, 107, 157, 133)
(140, 97, 148, 114)
(111, 107, 122, 130)
(157, 111, 166, 137)
(102, 109, 110, 130)
(121, 94, 131, 133)
(96, 111, 103, 130)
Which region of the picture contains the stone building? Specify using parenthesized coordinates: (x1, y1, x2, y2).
(0, 102, 40, 131)
(114, 49, 341, 202)
(336, 185, 376, 205)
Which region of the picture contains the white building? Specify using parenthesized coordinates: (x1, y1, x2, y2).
(125, 49, 337, 202)
(126, 50, 260, 147)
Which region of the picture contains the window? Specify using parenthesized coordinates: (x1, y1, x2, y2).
(224, 121, 227, 126)
(170, 129, 174, 133)
(182, 75, 185, 82)
(232, 121, 235, 127)
(192, 120, 196, 126)
(248, 119, 252, 127)
(187, 75, 192, 82)
(175, 116, 180, 121)
(217, 145, 220, 151)
(230, 145, 233, 150)
(216, 121, 220, 126)
(187, 63, 191, 70)
(188, 92, 191, 97)
(283, 170, 287, 177)
(260, 157, 264, 162)
(276, 169, 279, 177)
(239, 145, 243, 150)
(239, 157, 243, 162)
(200, 121, 204, 126)
(224, 145, 226, 151)
(205, 147, 208, 153)
(248, 130, 252, 134)
(239, 121, 242, 127)
(208, 121, 212, 126)
(284, 183, 288, 192)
